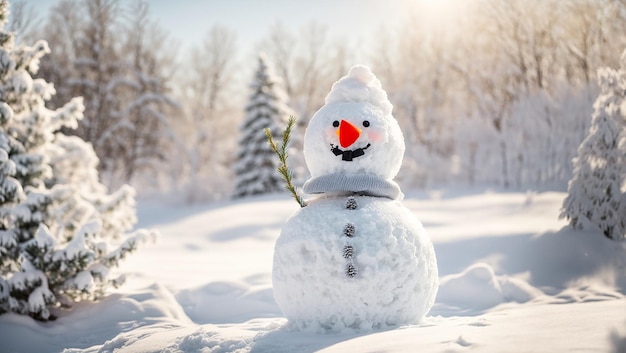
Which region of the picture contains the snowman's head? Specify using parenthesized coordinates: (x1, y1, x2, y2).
(304, 65, 405, 180)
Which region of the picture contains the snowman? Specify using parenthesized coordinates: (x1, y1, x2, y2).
(272, 65, 438, 331)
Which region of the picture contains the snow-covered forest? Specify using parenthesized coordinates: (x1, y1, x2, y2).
(7, 0, 626, 200)
(1, 0, 625, 352)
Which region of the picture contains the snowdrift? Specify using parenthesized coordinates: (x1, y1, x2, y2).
(0, 190, 624, 353)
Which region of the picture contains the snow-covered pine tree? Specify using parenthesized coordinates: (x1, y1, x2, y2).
(232, 54, 294, 198)
(560, 52, 626, 241)
(0, 0, 155, 321)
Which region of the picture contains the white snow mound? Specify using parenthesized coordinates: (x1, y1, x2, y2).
(437, 263, 543, 311)
(324, 65, 393, 116)
(272, 196, 438, 332)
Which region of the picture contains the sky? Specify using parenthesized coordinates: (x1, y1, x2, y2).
(27, 0, 419, 57)
(21, 0, 465, 87)
(149, 0, 409, 50)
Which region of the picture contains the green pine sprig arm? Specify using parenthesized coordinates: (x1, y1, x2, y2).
(265, 116, 306, 208)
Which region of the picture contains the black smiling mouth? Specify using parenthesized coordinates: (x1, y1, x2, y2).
(330, 143, 371, 161)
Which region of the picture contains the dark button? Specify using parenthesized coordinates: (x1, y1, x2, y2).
(343, 245, 354, 259)
(343, 223, 355, 237)
(345, 263, 357, 278)
(345, 197, 358, 210)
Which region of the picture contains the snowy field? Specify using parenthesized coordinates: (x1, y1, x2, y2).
(1, 189, 625, 353)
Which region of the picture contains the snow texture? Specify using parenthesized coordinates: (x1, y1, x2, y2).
(437, 263, 543, 311)
(561, 57, 626, 240)
(273, 195, 438, 331)
(324, 65, 393, 116)
(274, 65, 437, 331)
(304, 66, 405, 180)
(1, 190, 625, 352)
(0, 1, 155, 320)
(232, 54, 294, 199)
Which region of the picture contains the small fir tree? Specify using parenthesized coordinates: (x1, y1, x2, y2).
(233, 54, 295, 198)
(560, 52, 626, 240)
(0, 0, 155, 321)
(265, 116, 306, 207)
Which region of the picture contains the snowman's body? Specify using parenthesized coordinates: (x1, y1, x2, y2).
(272, 66, 438, 331)
(273, 194, 437, 330)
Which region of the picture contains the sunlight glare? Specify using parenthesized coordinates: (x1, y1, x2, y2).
(404, 0, 471, 32)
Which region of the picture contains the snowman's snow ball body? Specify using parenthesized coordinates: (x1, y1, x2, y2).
(272, 65, 438, 331)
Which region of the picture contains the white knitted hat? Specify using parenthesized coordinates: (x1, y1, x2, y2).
(324, 65, 393, 115)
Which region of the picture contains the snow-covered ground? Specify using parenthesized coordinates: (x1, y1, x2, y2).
(1, 189, 625, 353)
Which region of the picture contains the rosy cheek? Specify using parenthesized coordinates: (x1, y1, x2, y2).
(324, 127, 337, 141)
(367, 130, 383, 142)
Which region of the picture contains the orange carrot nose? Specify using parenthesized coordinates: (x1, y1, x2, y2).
(336, 119, 362, 148)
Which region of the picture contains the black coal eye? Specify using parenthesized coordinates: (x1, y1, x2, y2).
(332, 120, 340, 127)
(363, 120, 370, 127)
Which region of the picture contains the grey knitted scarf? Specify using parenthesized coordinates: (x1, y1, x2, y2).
(303, 173, 403, 200)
